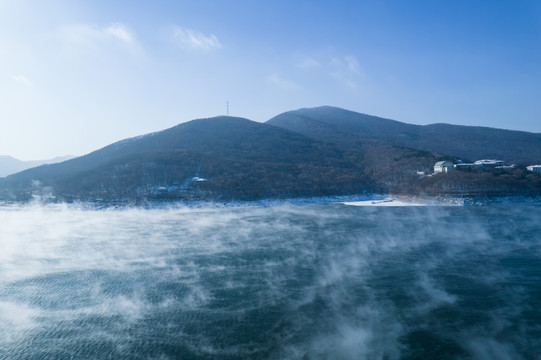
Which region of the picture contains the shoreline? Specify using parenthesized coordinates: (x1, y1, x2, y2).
(2, 193, 541, 209)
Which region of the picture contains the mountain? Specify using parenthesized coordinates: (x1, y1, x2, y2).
(0, 116, 375, 202)
(0, 155, 74, 178)
(2, 109, 540, 204)
(267, 106, 541, 163)
(266, 106, 541, 197)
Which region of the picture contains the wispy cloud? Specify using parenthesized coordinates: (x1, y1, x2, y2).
(344, 55, 360, 74)
(267, 74, 300, 90)
(60, 23, 136, 46)
(12, 75, 32, 87)
(104, 23, 134, 44)
(331, 55, 363, 88)
(297, 56, 321, 69)
(173, 26, 222, 50)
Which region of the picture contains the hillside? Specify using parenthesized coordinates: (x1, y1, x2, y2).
(267, 106, 541, 163)
(0, 117, 375, 202)
(2, 109, 540, 204)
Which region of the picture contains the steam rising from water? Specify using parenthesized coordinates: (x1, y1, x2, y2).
(0, 203, 540, 359)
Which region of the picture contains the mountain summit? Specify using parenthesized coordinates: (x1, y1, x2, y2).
(1, 108, 540, 203)
(0, 116, 371, 202)
(267, 106, 541, 162)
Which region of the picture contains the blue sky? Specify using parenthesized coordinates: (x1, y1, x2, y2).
(1, 0, 540, 160)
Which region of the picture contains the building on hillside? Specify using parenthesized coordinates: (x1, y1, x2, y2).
(454, 163, 477, 169)
(474, 159, 504, 166)
(434, 161, 454, 173)
(527, 165, 541, 173)
(495, 164, 516, 169)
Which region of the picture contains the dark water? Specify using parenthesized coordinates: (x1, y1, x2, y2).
(0, 203, 540, 359)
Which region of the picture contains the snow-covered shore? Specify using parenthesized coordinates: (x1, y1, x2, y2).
(343, 198, 430, 207)
(3, 193, 541, 210)
(343, 194, 541, 207)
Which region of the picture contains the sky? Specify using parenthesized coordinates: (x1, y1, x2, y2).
(1, 0, 540, 160)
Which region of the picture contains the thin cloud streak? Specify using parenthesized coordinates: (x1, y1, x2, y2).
(297, 56, 321, 69)
(267, 74, 301, 90)
(344, 55, 360, 74)
(331, 55, 363, 88)
(12, 75, 32, 87)
(104, 23, 134, 44)
(173, 26, 222, 50)
(59, 23, 136, 46)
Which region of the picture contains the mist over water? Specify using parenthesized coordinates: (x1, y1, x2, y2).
(0, 203, 540, 359)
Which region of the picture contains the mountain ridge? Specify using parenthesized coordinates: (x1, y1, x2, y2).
(0, 116, 375, 202)
(0, 155, 74, 178)
(1, 107, 540, 203)
(267, 106, 541, 162)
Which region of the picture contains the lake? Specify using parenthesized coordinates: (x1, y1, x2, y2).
(0, 203, 540, 359)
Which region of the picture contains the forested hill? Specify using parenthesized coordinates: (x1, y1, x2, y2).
(1, 109, 540, 204)
(0, 116, 377, 202)
(267, 106, 541, 163)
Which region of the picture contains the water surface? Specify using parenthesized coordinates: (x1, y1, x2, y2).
(0, 203, 539, 359)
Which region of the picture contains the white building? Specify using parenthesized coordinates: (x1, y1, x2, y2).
(474, 159, 504, 166)
(454, 163, 477, 169)
(434, 161, 454, 173)
(527, 165, 541, 173)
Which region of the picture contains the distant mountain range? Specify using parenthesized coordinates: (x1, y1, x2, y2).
(1, 107, 540, 203)
(0, 155, 74, 178)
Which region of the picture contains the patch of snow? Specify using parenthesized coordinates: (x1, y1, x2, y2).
(191, 177, 207, 182)
(343, 197, 430, 207)
(474, 159, 504, 166)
